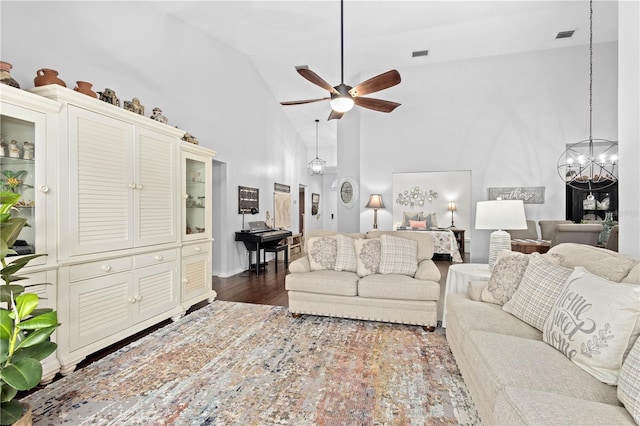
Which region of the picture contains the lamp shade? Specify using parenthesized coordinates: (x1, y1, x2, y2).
(448, 201, 457, 212)
(365, 194, 385, 209)
(475, 200, 527, 230)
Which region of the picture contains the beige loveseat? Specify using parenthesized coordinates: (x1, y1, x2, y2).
(446, 243, 640, 425)
(285, 230, 441, 330)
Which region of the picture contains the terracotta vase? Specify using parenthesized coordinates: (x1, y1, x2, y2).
(34, 68, 66, 87)
(0, 61, 20, 88)
(73, 81, 97, 98)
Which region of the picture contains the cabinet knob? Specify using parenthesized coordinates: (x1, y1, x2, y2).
(183, 193, 189, 199)
(135, 295, 142, 302)
(102, 265, 111, 272)
(39, 185, 50, 193)
(128, 297, 136, 303)
(137, 184, 143, 190)
(195, 246, 201, 252)
(129, 183, 137, 189)
(155, 255, 163, 261)
(182, 278, 189, 283)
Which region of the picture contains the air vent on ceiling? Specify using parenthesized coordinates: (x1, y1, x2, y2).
(412, 49, 429, 58)
(556, 30, 575, 39)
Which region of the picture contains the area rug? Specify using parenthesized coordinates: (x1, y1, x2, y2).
(23, 301, 481, 425)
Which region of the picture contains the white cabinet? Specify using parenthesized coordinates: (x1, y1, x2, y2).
(65, 105, 177, 257)
(180, 143, 216, 310)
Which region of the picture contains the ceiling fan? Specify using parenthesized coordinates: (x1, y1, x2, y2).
(280, 0, 401, 120)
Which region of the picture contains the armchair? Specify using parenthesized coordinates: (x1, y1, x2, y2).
(506, 219, 538, 240)
(538, 220, 572, 241)
(550, 223, 603, 247)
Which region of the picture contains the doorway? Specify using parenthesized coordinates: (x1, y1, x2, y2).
(299, 185, 305, 235)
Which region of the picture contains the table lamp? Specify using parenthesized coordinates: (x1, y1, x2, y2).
(448, 201, 457, 227)
(365, 194, 385, 229)
(475, 200, 526, 269)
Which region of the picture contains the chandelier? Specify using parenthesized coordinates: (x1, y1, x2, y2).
(557, 0, 618, 190)
(308, 119, 326, 175)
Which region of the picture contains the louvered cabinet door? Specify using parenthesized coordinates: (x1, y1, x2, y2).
(134, 128, 178, 247)
(68, 106, 135, 256)
(181, 243, 211, 306)
(133, 261, 178, 323)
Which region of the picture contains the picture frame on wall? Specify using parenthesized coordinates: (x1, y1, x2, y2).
(238, 186, 259, 213)
(312, 193, 320, 215)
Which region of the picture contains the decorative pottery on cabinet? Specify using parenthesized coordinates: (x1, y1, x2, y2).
(0, 61, 20, 88)
(34, 68, 66, 87)
(73, 81, 97, 98)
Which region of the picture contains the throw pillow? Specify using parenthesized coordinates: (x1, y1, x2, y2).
(334, 234, 357, 272)
(542, 267, 640, 385)
(481, 251, 564, 305)
(354, 238, 381, 277)
(419, 212, 438, 228)
(378, 234, 418, 277)
(408, 219, 427, 229)
(502, 253, 573, 331)
(402, 211, 422, 227)
(618, 337, 640, 424)
(307, 236, 337, 271)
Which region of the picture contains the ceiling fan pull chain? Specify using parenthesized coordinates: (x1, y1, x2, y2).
(340, 0, 345, 84)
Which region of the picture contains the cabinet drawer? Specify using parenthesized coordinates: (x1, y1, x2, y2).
(69, 257, 133, 283)
(134, 249, 178, 269)
(182, 243, 210, 257)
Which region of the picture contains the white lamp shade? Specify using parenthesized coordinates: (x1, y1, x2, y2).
(475, 200, 527, 230)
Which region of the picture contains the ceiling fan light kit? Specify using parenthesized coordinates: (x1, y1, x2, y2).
(281, 0, 401, 120)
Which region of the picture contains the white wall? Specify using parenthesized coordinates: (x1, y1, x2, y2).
(0, 1, 323, 276)
(354, 42, 620, 262)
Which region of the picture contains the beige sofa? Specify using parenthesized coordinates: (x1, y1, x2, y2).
(285, 230, 441, 330)
(446, 243, 640, 425)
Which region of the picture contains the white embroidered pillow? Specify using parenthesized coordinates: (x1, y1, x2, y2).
(354, 238, 381, 277)
(542, 267, 640, 385)
(378, 234, 418, 277)
(307, 236, 337, 271)
(334, 234, 357, 272)
(502, 253, 572, 331)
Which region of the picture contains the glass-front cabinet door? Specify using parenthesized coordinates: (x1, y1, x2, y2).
(181, 147, 212, 242)
(0, 87, 59, 267)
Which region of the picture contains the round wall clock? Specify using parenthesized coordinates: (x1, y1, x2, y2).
(338, 177, 358, 209)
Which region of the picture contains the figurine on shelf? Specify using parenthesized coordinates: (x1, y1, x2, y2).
(97, 88, 120, 107)
(124, 98, 145, 115)
(22, 141, 34, 160)
(182, 132, 199, 145)
(9, 140, 20, 158)
(150, 107, 168, 124)
(0, 136, 5, 157)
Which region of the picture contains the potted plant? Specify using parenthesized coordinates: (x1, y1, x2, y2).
(0, 191, 58, 425)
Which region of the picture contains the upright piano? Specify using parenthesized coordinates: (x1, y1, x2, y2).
(235, 221, 292, 275)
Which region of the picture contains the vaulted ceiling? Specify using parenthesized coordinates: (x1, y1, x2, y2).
(153, 1, 619, 162)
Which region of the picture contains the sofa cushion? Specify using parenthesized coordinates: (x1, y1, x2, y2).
(502, 253, 572, 331)
(493, 387, 635, 426)
(463, 330, 621, 407)
(307, 236, 337, 271)
(408, 219, 427, 229)
(378, 234, 418, 276)
(358, 274, 440, 301)
(542, 267, 640, 385)
(419, 212, 438, 228)
(354, 238, 381, 277)
(549, 243, 638, 282)
(334, 234, 357, 272)
(366, 230, 434, 262)
(622, 263, 640, 284)
(618, 337, 640, 424)
(481, 251, 563, 305)
(284, 270, 358, 296)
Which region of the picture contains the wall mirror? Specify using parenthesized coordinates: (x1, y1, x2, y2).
(338, 177, 358, 209)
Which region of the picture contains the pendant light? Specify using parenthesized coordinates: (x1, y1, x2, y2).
(557, 0, 618, 190)
(308, 119, 326, 175)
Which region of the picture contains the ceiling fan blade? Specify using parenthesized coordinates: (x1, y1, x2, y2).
(280, 97, 330, 106)
(348, 70, 401, 97)
(328, 110, 344, 120)
(296, 66, 339, 95)
(354, 97, 401, 113)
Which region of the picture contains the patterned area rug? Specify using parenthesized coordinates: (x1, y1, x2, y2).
(24, 301, 480, 425)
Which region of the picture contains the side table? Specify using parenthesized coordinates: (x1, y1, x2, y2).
(451, 228, 465, 253)
(442, 263, 491, 327)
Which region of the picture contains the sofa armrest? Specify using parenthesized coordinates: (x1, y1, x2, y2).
(468, 280, 488, 301)
(289, 255, 311, 273)
(414, 259, 441, 282)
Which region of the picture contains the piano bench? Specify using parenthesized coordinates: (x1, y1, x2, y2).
(263, 244, 289, 272)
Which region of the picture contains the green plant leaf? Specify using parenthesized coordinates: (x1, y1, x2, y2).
(0, 217, 28, 250)
(14, 293, 39, 320)
(0, 358, 42, 391)
(0, 382, 19, 403)
(15, 326, 57, 349)
(0, 310, 12, 341)
(0, 192, 20, 215)
(0, 285, 25, 304)
(0, 399, 24, 425)
(17, 311, 58, 330)
(12, 341, 56, 363)
(1, 254, 47, 280)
